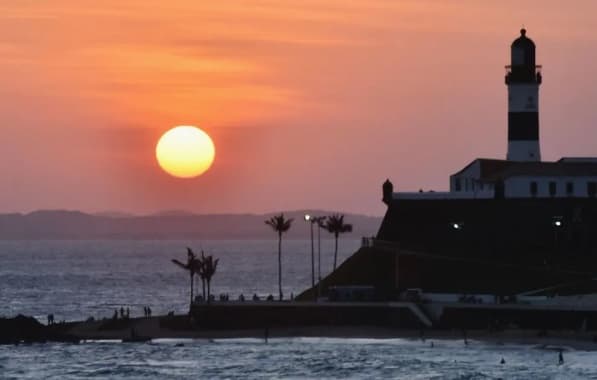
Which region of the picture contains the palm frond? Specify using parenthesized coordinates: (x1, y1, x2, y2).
(323, 214, 352, 235)
(171, 259, 189, 270)
(187, 247, 196, 260)
(265, 213, 293, 234)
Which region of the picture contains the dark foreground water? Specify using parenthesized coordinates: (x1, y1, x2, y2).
(2, 338, 596, 379)
(1, 240, 597, 379)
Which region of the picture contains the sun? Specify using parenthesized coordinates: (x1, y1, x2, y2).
(155, 126, 215, 178)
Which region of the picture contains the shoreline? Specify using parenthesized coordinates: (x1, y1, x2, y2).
(63, 315, 597, 351)
(4, 311, 597, 351)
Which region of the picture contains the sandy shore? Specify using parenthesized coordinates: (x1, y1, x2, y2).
(64, 315, 597, 350)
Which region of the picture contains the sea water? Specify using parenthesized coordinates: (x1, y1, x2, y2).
(0, 240, 357, 321)
(1, 240, 596, 379)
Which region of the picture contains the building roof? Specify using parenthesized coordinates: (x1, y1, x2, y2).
(452, 158, 597, 182)
(450, 158, 513, 179)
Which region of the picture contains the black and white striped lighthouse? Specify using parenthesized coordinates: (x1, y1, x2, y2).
(505, 28, 542, 161)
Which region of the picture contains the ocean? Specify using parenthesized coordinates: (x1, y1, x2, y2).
(1, 240, 596, 379)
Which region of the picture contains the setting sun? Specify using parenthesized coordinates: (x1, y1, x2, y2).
(155, 126, 215, 178)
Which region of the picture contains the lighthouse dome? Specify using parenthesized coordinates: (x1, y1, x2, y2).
(511, 28, 535, 49)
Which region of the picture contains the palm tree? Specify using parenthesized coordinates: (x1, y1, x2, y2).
(171, 247, 199, 308)
(265, 213, 293, 300)
(196, 251, 207, 299)
(201, 254, 219, 302)
(324, 214, 353, 271)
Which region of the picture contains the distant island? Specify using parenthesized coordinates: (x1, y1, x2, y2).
(0, 210, 381, 240)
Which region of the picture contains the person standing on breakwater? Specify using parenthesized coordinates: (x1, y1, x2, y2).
(558, 349, 564, 365)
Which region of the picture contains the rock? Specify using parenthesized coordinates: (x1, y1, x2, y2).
(0, 315, 77, 344)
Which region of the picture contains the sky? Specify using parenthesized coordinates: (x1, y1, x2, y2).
(2, 0, 597, 216)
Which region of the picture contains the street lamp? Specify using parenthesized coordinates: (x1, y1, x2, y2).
(552, 216, 563, 258)
(304, 214, 315, 290)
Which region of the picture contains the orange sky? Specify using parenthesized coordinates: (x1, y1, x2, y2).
(2, 0, 597, 215)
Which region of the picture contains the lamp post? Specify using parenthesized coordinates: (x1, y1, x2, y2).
(304, 214, 315, 290)
(314, 216, 326, 300)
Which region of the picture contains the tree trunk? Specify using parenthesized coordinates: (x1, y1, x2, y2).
(333, 233, 339, 271)
(190, 272, 194, 309)
(195, 274, 198, 299)
(317, 225, 322, 298)
(202, 278, 206, 299)
(278, 231, 283, 301)
(310, 222, 315, 289)
(207, 280, 211, 304)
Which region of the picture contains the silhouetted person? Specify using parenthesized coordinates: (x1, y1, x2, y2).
(500, 357, 505, 364)
(253, 293, 259, 301)
(120, 307, 124, 319)
(126, 307, 130, 319)
(113, 309, 118, 320)
(430, 341, 434, 348)
(558, 349, 564, 365)
(148, 307, 152, 317)
(47, 314, 54, 325)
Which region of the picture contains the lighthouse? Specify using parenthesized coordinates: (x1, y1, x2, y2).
(505, 29, 542, 161)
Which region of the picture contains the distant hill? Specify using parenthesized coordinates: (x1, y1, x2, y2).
(0, 210, 383, 240)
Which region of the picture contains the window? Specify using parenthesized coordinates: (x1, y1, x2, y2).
(549, 182, 557, 197)
(588, 182, 597, 197)
(530, 181, 538, 197)
(566, 182, 574, 196)
(455, 178, 461, 192)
